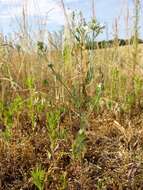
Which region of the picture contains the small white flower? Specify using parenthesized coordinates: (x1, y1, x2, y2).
(97, 83, 102, 89)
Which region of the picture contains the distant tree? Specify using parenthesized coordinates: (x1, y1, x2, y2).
(37, 41, 47, 55)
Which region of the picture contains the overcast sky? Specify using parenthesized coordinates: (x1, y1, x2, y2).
(0, 0, 143, 40)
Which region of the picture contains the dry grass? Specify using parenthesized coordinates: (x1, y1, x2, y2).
(0, 108, 143, 189)
(0, 40, 143, 189)
(0, 0, 143, 189)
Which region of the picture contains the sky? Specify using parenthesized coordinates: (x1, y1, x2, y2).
(0, 0, 143, 40)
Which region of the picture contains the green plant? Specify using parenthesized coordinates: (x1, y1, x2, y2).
(1, 127, 12, 141)
(134, 75, 143, 105)
(47, 109, 67, 152)
(59, 171, 68, 190)
(111, 67, 119, 100)
(37, 41, 47, 55)
(125, 92, 137, 110)
(1, 96, 23, 140)
(0, 100, 4, 120)
(72, 127, 86, 160)
(31, 166, 45, 190)
(88, 84, 103, 114)
(96, 178, 107, 190)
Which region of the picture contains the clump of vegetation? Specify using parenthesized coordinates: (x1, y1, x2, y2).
(31, 166, 46, 190)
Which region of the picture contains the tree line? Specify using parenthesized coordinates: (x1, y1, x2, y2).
(85, 37, 143, 50)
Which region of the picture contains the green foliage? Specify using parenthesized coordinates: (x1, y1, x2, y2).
(4, 96, 23, 127)
(72, 128, 86, 160)
(47, 109, 67, 151)
(9, 96, 23, 114)
(71, 85, 83, 109)
(37, 41, 47, 55)
(125, 93, 135, 110)
(111, 67, 119, 100)
(63, 45, 72, 67)
(43, 79, 49, 86)
(1, 96, 23, 140)
(31, 166, 45, 190)
(106, 100, 113, 110)
(89, 84, 103, 112)
(47, 110, 60, 132)
(71, 11, 104, 48)
(1, 127, 12, 141)
(0, 100, 4, 119)
(34, 97, 47, 113)
(85, 66, 94, 85)
(96, 178, 107, 190)
(59, 172, 68, 190)
(134, 75, 143, 98)
(88, 18, 105, 37)
(25, 77, 35, 89)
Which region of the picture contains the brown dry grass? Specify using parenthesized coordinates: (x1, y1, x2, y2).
(0, 31, 143, 189)
(0, 107, 143, 190)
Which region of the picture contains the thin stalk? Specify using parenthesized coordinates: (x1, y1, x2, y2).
(132, 0, 140, 105)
